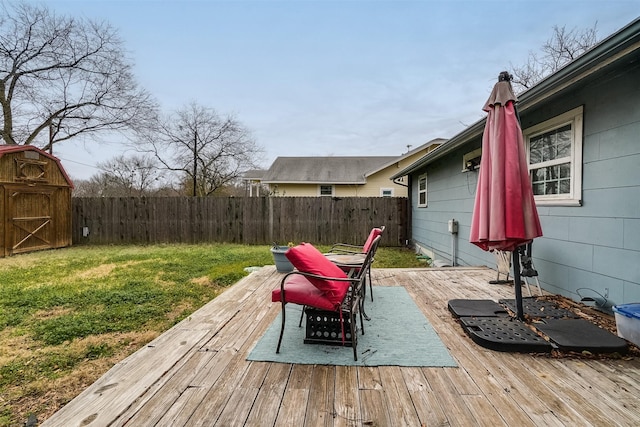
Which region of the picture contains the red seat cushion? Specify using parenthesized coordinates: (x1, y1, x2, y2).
(285, 243, 349, 308)
(362, 228, 382, 252)
(271, 275, 336, 311)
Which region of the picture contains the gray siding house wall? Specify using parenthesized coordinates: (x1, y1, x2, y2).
(396, 18, 640, 309)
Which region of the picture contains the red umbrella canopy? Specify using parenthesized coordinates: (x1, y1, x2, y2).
(469, 77, 543, 252)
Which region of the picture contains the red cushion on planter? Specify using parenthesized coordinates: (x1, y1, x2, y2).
(362, 228, 382, 252)
(285, 243, 349, 308)
(271, 275, 336, 311)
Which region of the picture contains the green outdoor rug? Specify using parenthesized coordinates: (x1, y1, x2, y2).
(247, 286, 457, 367)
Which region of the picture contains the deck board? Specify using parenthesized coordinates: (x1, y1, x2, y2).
(333, 366, 360, 427)
(273, 364, 312, 427)
(378, 366, 422, 425)
(309, 365, 337, 426)
(402, 367, 449, 426)
(41, 267, 640, 426)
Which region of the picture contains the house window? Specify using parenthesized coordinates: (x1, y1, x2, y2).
(319, 185, 334, 196)
(463, 148, 482, 172)
(417, 173, 427, 207)
(381, 188, 394, 197)
(524, 106, 583, 206)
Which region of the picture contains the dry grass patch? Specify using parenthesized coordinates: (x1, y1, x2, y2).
(73, 262, 118, 280)
(32, 306, 74, 320)
(0, 330, 39, 366)
(73, 260, 145, 280)
(190, 275, 226, 291)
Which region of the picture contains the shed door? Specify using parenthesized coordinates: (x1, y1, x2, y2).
(6, 187, 53, 255)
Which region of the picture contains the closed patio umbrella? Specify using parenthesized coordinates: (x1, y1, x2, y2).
(470, 71, 543, 320)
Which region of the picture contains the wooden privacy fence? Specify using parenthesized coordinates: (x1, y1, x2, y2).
(72, 197, 409, 247)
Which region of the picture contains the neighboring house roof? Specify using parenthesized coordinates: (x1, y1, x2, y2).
(365, 138, 446, 178)
(261, 156, 398, 184)
(392, 17, 640, 179)
(242, 169, 267, 180)
(260, 138, 445, 185)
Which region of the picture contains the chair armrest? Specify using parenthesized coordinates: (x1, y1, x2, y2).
(279, 270, 362, 310)
(281, 270, 358, 285)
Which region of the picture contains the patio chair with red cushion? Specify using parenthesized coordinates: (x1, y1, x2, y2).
(325, 225, 385, 302)
(328, 225, 385, 256)
(271, 239, 378, 361)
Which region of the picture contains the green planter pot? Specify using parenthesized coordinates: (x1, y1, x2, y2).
(271, 246, 294, 273)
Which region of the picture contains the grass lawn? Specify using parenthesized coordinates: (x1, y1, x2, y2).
(0, 243, 425, 426)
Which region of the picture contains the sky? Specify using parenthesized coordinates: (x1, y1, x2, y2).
(38, 0, 640, 181)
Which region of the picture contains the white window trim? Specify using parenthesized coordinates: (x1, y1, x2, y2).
(318, 184, 334, 196)
(380, 188, 394, 197)
(524, 106, 583, 206)
(462, 148, 482, 172)
(417, 173, 427, 207)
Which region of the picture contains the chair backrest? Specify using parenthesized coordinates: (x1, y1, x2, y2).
(346, 235, 381, 307)
(362, 226, 385, 253)
(367, 231, 382, 259)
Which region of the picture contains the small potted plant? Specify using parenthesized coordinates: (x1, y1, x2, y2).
(271, 242, 295, 273)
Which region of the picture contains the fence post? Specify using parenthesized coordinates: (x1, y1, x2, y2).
(268, 196, 274, 244)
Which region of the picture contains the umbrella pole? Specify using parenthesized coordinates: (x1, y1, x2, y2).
(512, 248, 525, 320)
(509, 74, 527, 321)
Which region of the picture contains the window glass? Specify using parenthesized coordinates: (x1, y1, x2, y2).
(530, 162, 572, 196)
(319, 185, 333, 196)
(529, 124, 571, 168)
(524, 106, 583, 205)
(417, 174, 427, 207)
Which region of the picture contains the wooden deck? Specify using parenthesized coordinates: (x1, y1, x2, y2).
(42, 266, 640, 426)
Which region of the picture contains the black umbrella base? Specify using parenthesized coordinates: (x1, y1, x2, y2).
(448, 299, 510, 317)
(449, 298, 628, 354)
(534, 318, 628, 353)
(458, 316, 552, 353)
(499, 297, 580, 319)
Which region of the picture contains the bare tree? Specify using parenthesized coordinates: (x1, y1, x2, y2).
(510, 23, 599, 93)
(0, 1, 157, 150)
(97, 154, 164, 196)
(141, 102, 263, 196)
(73, 154, 166, 196)
(71, 177, 106, 197)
